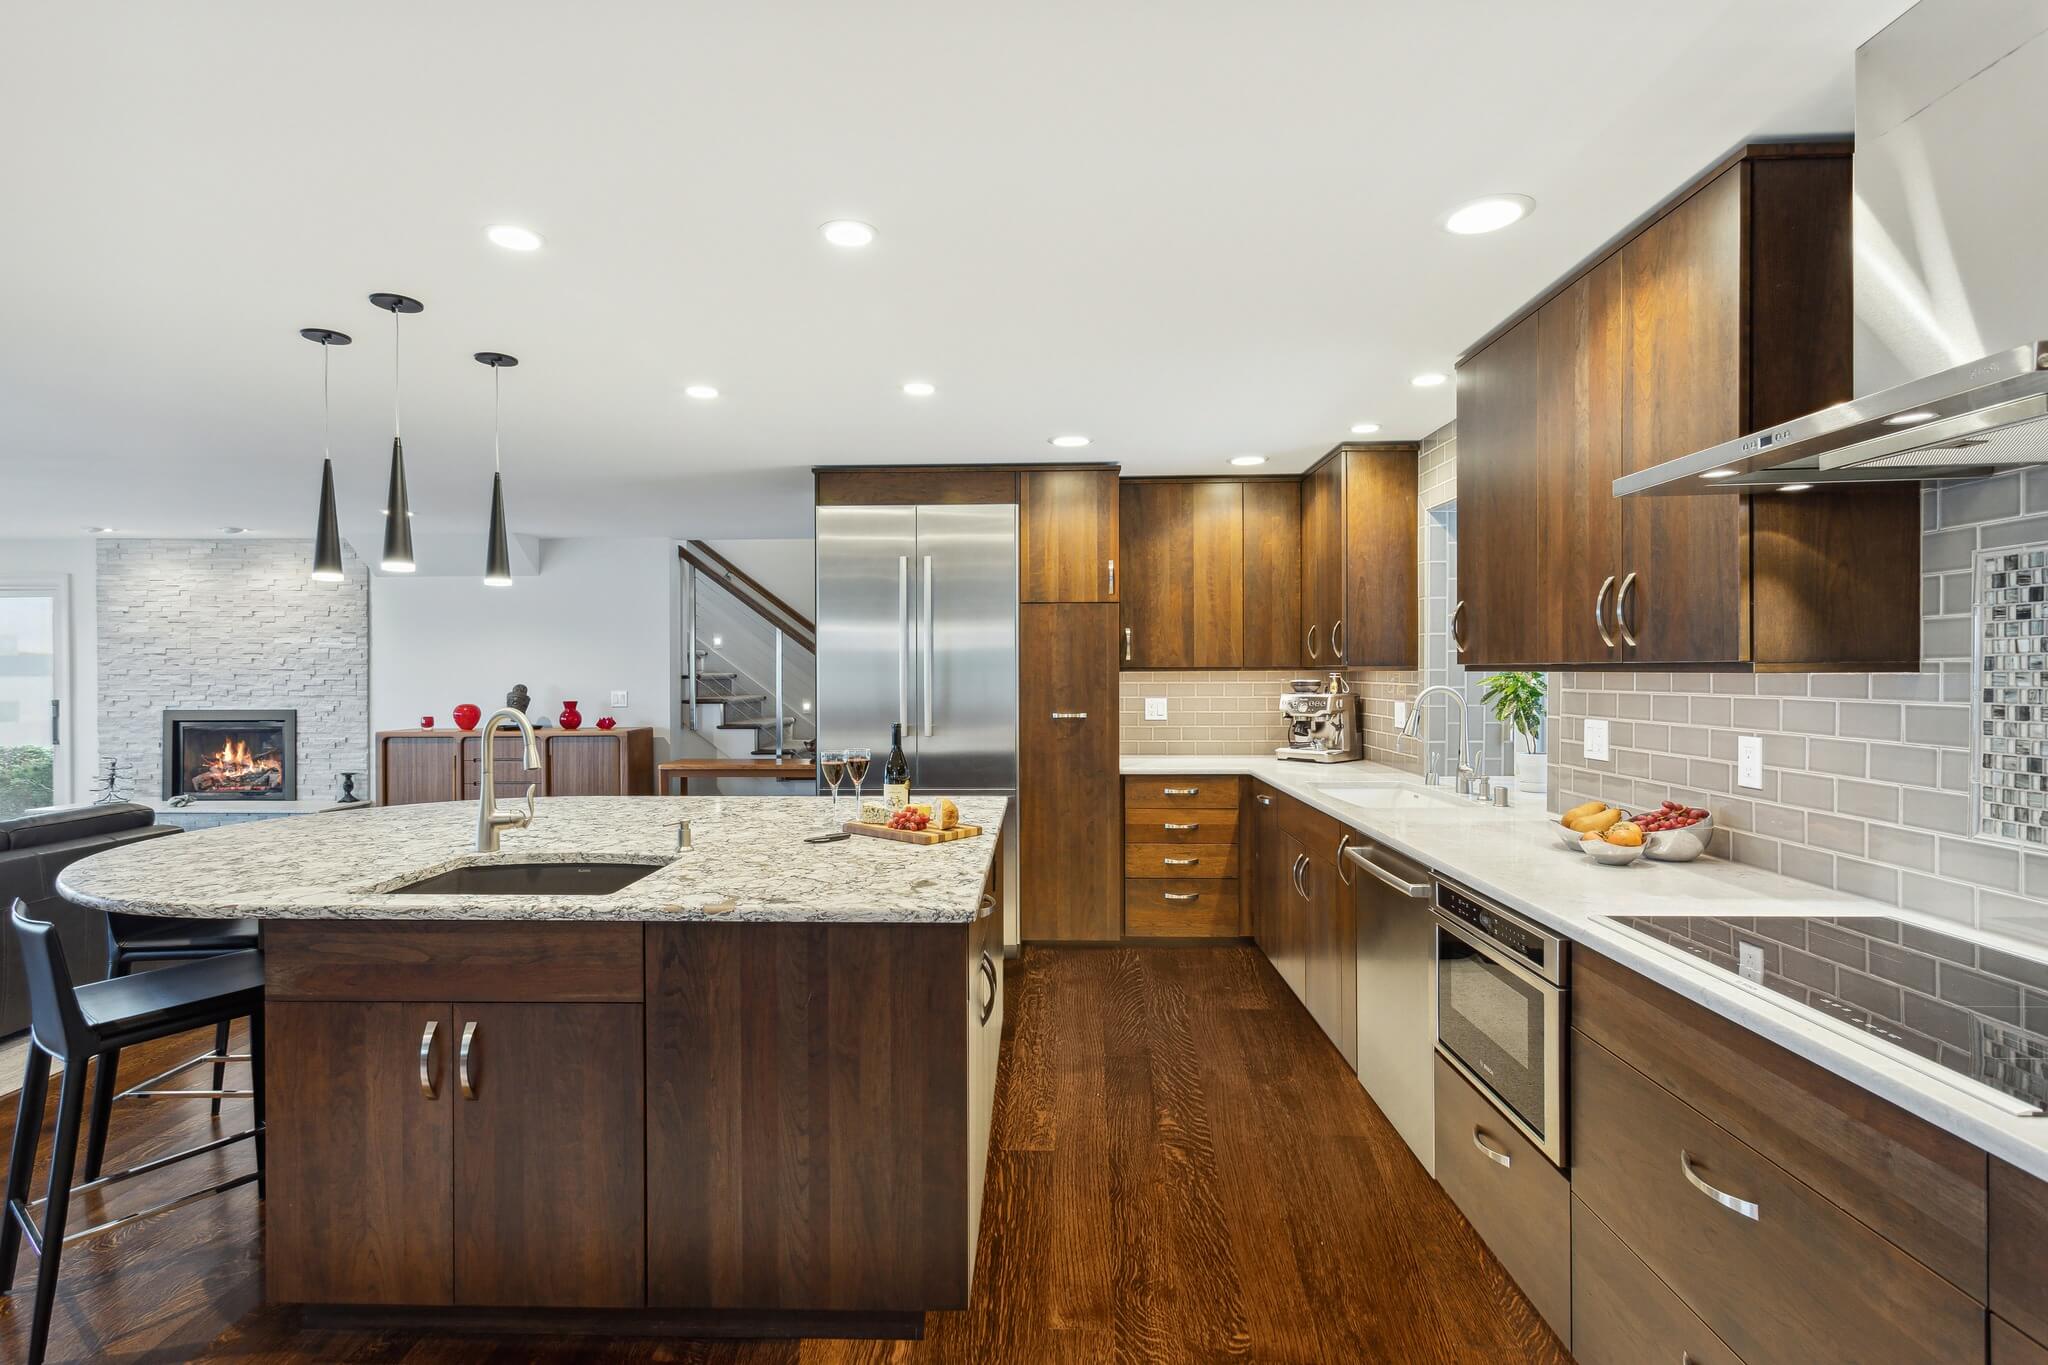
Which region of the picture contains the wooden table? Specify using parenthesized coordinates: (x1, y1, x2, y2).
(656, 757, 815, 795)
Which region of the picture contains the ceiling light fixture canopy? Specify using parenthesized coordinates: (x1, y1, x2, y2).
(301, 326, 352, 582)
(1230, 455, 1267, 467)
(820, 219, 876, 248)
(369, 293, 422, 573)
(902, 381, 936, 397)
(684, 384, 719, 400)
(1350, 423, 1380, 435)
(476, 352, 519, 587)
(486, 224, 544, 251)
(1444, 195, 1535, 235)
(1411, 372, 1447, 388)
(1049, 435, 1091, 448)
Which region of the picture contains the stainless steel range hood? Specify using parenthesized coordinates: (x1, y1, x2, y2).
(1615, 342, 2048, 496)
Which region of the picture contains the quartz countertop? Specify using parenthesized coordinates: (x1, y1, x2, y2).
(1125, 753, 2048, 1182)
(57, 795, 1006, 925)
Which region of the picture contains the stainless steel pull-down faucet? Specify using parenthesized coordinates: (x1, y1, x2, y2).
(474, 706, 541, 852)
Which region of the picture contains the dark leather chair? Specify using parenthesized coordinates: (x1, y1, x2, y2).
(2, 899, 264, 1365)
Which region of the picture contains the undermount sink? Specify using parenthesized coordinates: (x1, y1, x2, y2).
(387, 861, 661, 896)
(1321, 786, 1471, 811)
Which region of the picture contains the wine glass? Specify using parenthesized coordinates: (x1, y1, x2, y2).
(820, 750, 847, 824)
(843, 747, 871, 811)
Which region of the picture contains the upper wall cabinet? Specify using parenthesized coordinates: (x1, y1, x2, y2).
(1454, 144, 1921, 671)
(1020, 470, 1120, 603)
(1302, 445, 1419, 670)
(1119, 480, 1248, 669)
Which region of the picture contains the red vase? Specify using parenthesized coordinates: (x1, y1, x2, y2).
(595, 716, 617, 731)
(558, 700, 583, 730)
(452, 703, 482, 732)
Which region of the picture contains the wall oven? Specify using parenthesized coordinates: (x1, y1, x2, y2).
(1433, 878, 1568, 1168)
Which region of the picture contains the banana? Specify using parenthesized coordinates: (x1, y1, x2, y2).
(1568, 807, 1622, 836)
(1561, 800, 1607, 827)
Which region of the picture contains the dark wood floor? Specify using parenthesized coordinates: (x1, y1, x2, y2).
(0, 946, 1571, 1363)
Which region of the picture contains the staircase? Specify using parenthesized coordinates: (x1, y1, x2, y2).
(678, 543, 816, 762)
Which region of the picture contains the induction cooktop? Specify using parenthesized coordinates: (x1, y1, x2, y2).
(1593, 910, 2048, 1117)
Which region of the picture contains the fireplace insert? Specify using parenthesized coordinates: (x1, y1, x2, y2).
(163, 709, 297, 800)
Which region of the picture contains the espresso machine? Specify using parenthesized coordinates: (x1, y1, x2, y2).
(1276, 673, 1361, 763)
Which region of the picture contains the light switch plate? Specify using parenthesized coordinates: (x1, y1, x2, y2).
(1393, 700, 1409, 730)
(1144, 697, 1169, 721)
(610, 689, 630, 708)
(1584, 717, 1610, 763)
(1738, 941, 1766, 984)
(1737, 734, 1764, 790)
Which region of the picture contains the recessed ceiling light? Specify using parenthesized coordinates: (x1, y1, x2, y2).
(902, 381, 936, 397)
(1350, 422, 1381, 435)
(1230, 454, 1268, 467)
(684, 384, 720, 400)
(1777, 483, 1814, 493)
(1049, 435, 1091, 448)
(1885, 410, 1938, 425)
(1411, 372, 1447, 388)
(85, 526, 114, 534)
(820, 220, 876, 248)
(486, 224, 544, 252)
(1700, 468, 1739, 480)
(1443, 195, 1536, 235)
(222, 527, 247, 535)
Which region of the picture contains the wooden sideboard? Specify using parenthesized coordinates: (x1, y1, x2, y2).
(376, 728, 656, 805)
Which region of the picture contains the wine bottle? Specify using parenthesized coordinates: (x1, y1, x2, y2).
(884, 722, 910, 809)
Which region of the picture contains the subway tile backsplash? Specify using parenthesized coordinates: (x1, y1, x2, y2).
(1119, 671, 1296, 755)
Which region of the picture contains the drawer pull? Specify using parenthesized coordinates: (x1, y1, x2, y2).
(1255, 794, 1273, 807)
(1163, 856, 1199, 867)
(1163, 891, 1201, 904)
(1162, 786, 1200, 797)
(1472, 1128, 1512, 1169)
(1680, 1149, 1759, 1221)
(1163, 821, 1199, 832)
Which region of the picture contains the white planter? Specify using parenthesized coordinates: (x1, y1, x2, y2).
(1513, 739, 1547, 795)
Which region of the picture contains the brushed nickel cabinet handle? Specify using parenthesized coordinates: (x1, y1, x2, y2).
(977, 951, 997, 1025)
(419, 1019, 440, 1100)
(1473, 1128, 1512, 1168)
(1255, 793, 1273, 807)
(1107, 559, 1116, 595)
(1164, 856, 1199, 867)
(1335, 833, 1354, 886)
(1051, 711, 1089, 720)
(1291, 852, 1307, 898)
(1163, 786, 1200, 797)
(1331, 618, 1344, 660)
(1451, 600, 1467, 655)
(1680, 1149, 1758, 1221)
(1163, 821, 1199, 831)
(458, 1020, 479, 1100)
(1163, 891, 1200, 903)
(1306, 623, 1321, 660)
(1617, 572, 1639, 648)
(1123, 626, 1133, 663)
(1594, 574, 1617, 649)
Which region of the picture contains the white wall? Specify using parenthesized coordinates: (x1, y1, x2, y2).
(368, 538, 681, 781)
(701, 538, 815, 621)
(0, 538, 98, 801)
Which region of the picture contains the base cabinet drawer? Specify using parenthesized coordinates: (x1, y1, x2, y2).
(1572, 1031, 1983, 1365)
(1432, 1054, 1570, 1342)
(1997, 1318, 2048, 1365)
(1572, 1195, 1744, 1365)
(1124, 843, 1238, 879)
(1123, 879, 1238, 937)
(1123, 778, 1240, 809)
(1123, 806, 1241, 845)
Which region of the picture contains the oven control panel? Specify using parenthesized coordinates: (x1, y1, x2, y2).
(1436, 881, 1554, 975)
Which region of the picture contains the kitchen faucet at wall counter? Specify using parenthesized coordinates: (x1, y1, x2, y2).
(474, 705, 541, 851)
(1403, 685, 1479, 798)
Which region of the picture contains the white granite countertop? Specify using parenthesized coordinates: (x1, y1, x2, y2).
(1126, 753, 2048, 1182)
(57, 795, 1006, 925)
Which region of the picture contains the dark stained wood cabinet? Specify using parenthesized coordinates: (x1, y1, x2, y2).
(1118, 481, 1243, 668)
(1300, 445, 1419, 669)
(1571, 1194, 1741, 1365)
(1993, 1158, 2048, 1350)
(1020, 469, 1119, 603)
(1249, 786, 1304, 998)
(1122, 775, 1242, 938)
(1454, 143, 1919, 670)
(1246, 785, 1354, 1058)
(1300, 835, 1355, 1068)
(1019, 603, 1121, 941)
(1300, 457, 1343, 667)
(1998, 1318, 2048, 1365)
(1241, 481, 1304, 668)
(377, 727, 655, 805)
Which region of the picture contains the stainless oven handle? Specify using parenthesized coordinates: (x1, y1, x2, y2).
(1680, 1150, 1760, 1221)
(1431, 909, 1558, 994)
(1472, 1128, 1512, 1168)
(1346, 846, 1430, 899)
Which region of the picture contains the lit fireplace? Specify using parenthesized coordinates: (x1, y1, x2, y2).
(163, 709, 297, 801)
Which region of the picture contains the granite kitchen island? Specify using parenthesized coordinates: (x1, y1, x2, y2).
(57, 795, 1008, 1340)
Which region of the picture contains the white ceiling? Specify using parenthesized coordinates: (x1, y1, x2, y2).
(0, 0, 1911, 544)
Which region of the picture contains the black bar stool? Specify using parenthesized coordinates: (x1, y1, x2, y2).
(1, 900, 264, 1365)
(84, 911, 259, 1181)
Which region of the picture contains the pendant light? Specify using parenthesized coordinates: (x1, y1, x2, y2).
(475, 351, 518, 586)
(368, 292, 423, 572)
(300, 327, 352, 582)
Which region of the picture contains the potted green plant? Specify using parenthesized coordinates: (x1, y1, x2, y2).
(1479, 671, 1547, 794)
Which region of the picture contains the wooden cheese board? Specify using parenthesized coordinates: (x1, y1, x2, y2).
(844, 821, 984, 846)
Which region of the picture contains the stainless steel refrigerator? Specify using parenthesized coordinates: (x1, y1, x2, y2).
(815, 502, 1020, 933)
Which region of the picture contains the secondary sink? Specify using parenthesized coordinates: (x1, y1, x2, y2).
(1321, 786, 1470, 811)
(387, 861, 661, 896)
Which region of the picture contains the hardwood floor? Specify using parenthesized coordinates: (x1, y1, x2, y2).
(0, 947, 1571, 1363)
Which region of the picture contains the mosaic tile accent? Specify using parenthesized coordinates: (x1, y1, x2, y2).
(1978, 546, 2048, 847)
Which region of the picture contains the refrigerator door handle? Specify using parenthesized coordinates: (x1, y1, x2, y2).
(897, 555, 911, 732)
(922, 553, 935, 736)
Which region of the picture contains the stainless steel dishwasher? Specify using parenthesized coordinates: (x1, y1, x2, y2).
(1346, 836, 1437, 1175)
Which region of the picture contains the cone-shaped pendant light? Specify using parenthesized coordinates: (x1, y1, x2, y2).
(369, 293, 422, 573)
(300, 327, 352, 582)
(475, 352, 518, 586)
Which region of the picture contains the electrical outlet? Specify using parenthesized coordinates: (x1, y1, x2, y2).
(1144, 697, 1169, 721)
(1737, 734, 1764, 790)
(609, 690, 630, 708)
(1738, 941, 1766, 984)
(1583, 717, 1610, 762)
(1393, 700, 1409, 730)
